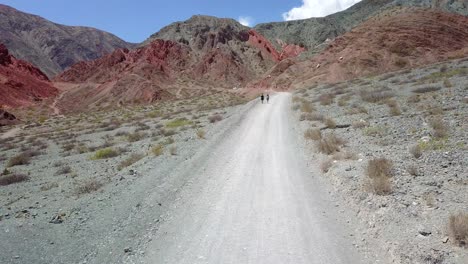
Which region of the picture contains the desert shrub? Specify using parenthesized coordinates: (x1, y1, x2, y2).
(412, 86, 441, 94)
(300, 101, 315, 113)
(91, 148, 119, 160)
(7, 151, 36, 167)
(319, 94, 334, 105)
(389, 41, 414, 56)
(152, 144, 164, 156)
(304, 128, 322, 141)
(386, 100, 402, 116)
(429, 118, 448, 139)
(127, 132, 146, 142)
(166, 118, 193, 128)
(449, 213, 468, 247)
(360, 88, 394, 103)
(196, 129, 206, 139)
(208, 114, 223, 123)
(56, 166, 72, 175)
(410, 144, 422, 158)
(320, 159, 333, 173)
(332, 151, 358, 161)
(0, 174, 29, 186)
(352, 120, 369, 128)
(118, 153, 145, 170)
(324, 118, 336, 129)
(366, 158, 393, 195)
(316, 134, 345, 155)
(115, 131, 129, 137)
(75, 180, 103, 195)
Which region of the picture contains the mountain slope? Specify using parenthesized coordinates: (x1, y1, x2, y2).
(54, 16, 304, 113)
(251, 8, 468, 88)
(0, 4, 134, 77)
(0, 44, 57, 108)
(255, 0, 468, 56)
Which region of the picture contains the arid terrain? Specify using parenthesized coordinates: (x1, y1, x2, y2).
(0, 0, 467, 263)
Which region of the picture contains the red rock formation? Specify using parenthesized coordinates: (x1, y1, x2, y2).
(0, 44, 57, 108)
(254, 8, 468, 89)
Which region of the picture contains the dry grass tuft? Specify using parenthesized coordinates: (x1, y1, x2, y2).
(352, 120, 369, 129)
(208, 114, 223, 123)
(56, 166, 72, 175)
(169, 146, 177, 155)
(412, 86, 441, 94)
(448, 213, 468, 247)
(0, 174, 29, 186)
(75, 179, 103, 195)
(407, 165, 419, 176)
(429, 118, 448, 139)
(304, 128, 322, 141)
(319, 94, 334, 105)
(367, 158, 393, 195)
(324, 118, 336, 129)
(152, 144, 164, 156)
(196, 129, 206, 139)
(300, 101, 315, 113)
(118, 153, 145, 170)
(410, 143, 422, 158)
(361, 88, 394, 103)
(7, 151, 38, 167)
(316, 134, 345, 155)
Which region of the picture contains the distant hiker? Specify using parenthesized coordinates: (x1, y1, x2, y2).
(260, 94, 264, 104)
(266, 94, 270, 104)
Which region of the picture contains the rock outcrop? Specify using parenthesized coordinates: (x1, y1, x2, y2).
(0, 44, 57, 108)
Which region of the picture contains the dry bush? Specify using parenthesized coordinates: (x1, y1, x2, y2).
(304, 128, 321, 141)
(352, 120, 369, 129)
(387, 101, 402, 116)
(360, 88, 394, 103)
(127, 132, 146, 142)
(407, 95, 421, 104)
(319, 94, 334, 106)
(412, 86, 441, 94)
(316, 134, 345, 155)
(443, 79, 452, 88)
(394, 57, 408, 68)
(0, 174, 29, 186)
(300, 101, 315, 113)
(320, 159, 333, 173)
(324, 118, 336, 129)
(410, 144, 422, 159)
(56, 166, 72, 175)
(407, 165, 419, 176)
(7, 151, 36, 167)
(152, 144, 164, 156)
(309, 112, 324, 121)
(118, 153, 145, 170)
(91, 148, 120, 160)
(208, 114, 223, 123)
(75, 179, 103, 195)
(448, 213, 468, 247)
(367, 158, 393, 195)
(196, 129, 206, 139)
(429, 118, 448, 139)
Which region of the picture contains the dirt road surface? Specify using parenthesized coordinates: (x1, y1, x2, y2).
(141, 93, 367, 264)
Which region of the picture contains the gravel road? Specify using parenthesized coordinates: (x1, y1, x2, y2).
(141, 93, 366, 264)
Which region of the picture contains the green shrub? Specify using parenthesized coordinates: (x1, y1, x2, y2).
(91, 148, 119, 160)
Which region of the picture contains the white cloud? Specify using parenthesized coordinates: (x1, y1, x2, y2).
(238, 16, 254, 27)
(282, 0, 362, 21)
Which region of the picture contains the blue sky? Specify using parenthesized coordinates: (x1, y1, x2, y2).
(0, 0, 361, 43)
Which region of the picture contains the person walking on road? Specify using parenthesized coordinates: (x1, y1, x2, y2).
(266, 94, 270, 104)
(260, 94, 264, 104)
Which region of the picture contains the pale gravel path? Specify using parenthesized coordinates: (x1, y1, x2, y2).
(141, 93, 367, 264)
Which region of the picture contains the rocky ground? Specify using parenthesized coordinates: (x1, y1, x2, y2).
(0, 92, 249, 263)
(292, 57, 468, 264)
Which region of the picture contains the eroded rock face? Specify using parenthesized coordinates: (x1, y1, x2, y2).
(251, 8, 468, 89)
(0, 4, 134, 77)
(54, 16, 305, 113)
(0, 44, 57, 108)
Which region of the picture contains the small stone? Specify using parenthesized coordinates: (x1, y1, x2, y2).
(418, 230, 431, 237)
(124, 247, 132, 253)
(442, 237, 449, 243)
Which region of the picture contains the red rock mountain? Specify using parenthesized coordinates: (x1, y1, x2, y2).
(0, 44, 57, 108)
(54, 16, 304, 112)
(252, 8, 468, 89)
(0, 4, 134, 77)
